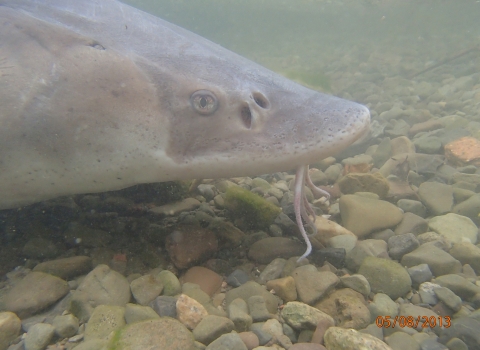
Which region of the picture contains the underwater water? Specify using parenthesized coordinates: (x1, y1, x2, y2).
(1, 1, 480, 349)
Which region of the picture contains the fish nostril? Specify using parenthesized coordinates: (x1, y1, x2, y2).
(252, 92, 269, 109)
(240, 106, 252, 129)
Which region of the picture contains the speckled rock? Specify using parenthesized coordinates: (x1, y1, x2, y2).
(324, 327, 392, 350)
(84, 305, 125, 341)
(176, 294, 208, 330)
(4, 272, 69, 319)
(281, 301, 334, 331)
(0, 312, 21, 350)
(428, 213, 478, 244)
(109, 318, 195, 350)
(248, 237, 306, 264)
(387, 233, 420, 260)
(401, 244, 462, 277)
(339, 195, 403, 238)
(314, 288, 370, 329)
(358, 257, 412, 300)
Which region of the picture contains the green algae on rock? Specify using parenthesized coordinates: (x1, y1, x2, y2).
(224, 185, 281, 229)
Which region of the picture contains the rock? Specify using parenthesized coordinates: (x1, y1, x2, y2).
(337, 172, 390, 198)
(165, 226, 219, 269)
(418, 281, 440, 305)
(449, 242, 480, 274)
(387, 233, 420, 260)
(396, 199, 427, 218)
(157, 270, 182, 296)
(176, 294, 208, 330)
(71, 339, 107, 350)
(292, 265, 339, 305)
(398, 304, 440, 331)
(339, 194, 403, 238)
(327, 234, 357, 253)
(248, 237, 306, 264)
(368, 293, 398, 320)
(281, 301, 334, 331)
(266, 276, 297, 302)
(358, 257, 412, 300)
(226, 269, 250, 288)
(124, 303, 159, 324)
(452, 193, 480, 226)
(401, 244, 462, 277)
(393, 213, 428, 236)
(0, 312, 21, 350)
(192, 315, 234, 345)
(445, 136, 480, 166)
(149, 296, 177, 318)
(385, 331, 419, 350)
(248, 296, 271, 322)
(149, 197, 201, 216)
(205, 333, 248, 350)
(324, 327, 392, 350)
(258, 258, 287, 284)
(70, 264, 131, 322)
(24, 323, 55, 350)
(4, 272, 69, 318)
(434, 274, 480, 300)
(311, 216, 357, 248)
(130, 274, 164, 306)
(109, 318, 195, 350)
(238, 331, 259, 350)
(181, 266, 223, 297)
(428, 213, 478, 244)
(227, 298, 252, 332)
(225, 281, 280, 314)
(52, 314, 79, 338)
(439, 317, 480, 350)
(346, 239, 389, 271)
(339, 274, 371, 297)
(314, 288, 370, 329)
(434, 287, 462, 312)
(84, 305, 125, 341)
(33, 256, 92, 280)
(407, 264, 433, 286)
(414, 136, 442, 154)
(289, 344, 327, 350)
(22, 238, 58, 259)
(418, 182, 453, 216)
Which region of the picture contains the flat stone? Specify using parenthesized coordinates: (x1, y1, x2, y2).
(226, 269, 250, 288)
(33, 256, 92, 280)
(4, 272, 69, 318)
(385, 331, 419, 350)
(368, 293, 398, 320)
(418, 182, 453, 215)
(266, 276, 297, 302)
(124, 303, 159, 324)
(339, 194, 403, 238)
(176, 294, 208, 330)
(109, 318, 195, 350)
(438, 317, 480, 349)
(157, 270, 181, 296)
(52, 314, 79, 338)
(434, 274, 480, 300)
(401, 244, 461, 277)
(248, 237, 306, 264)
(258, 258, 287, 284)
(345, 239, 389, 272)
(192, 315, 234, 345)
(434, 287, 462, 312)
(84, 305, 125, 341)
(407, 264, 433, 286)
(396, 199, 427, 218)
(339, 274, 371, 297)
(452, 193, 480, 226)
(428, 213, 478, 244)
(393, 212, 429, 236)
(248, 296, 271, 322)
(292, 265, 339, 305)
(205, 333, 248, 350)
(358, 257, 412, 300)
(311, 216, 357, 249)
(130, 274, 164, 306)
(181, 266, 223, 297)
(227, 298, 252, 332)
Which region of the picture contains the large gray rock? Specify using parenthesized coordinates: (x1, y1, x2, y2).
(418, 182, 453, 216)
(401, 244, 462, 277)
(225, 281, 280, 314)
(428, 213, 478, 244)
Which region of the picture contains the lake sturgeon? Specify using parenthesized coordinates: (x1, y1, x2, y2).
(0, 0, 370, 260)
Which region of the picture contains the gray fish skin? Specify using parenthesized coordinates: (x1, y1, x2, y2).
(0, 0, 370, 209)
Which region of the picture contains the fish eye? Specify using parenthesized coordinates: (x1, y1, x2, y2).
(190, 90, 218, 115)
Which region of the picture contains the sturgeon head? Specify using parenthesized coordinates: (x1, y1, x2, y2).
(0, 0, 370, 223)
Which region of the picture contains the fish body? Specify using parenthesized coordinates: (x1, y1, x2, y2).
(0, 0, 370, 210)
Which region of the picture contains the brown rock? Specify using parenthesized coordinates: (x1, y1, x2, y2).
(238, 331, 259, 350)
(4, 272, 69, 318)
(181, 266, 223, 297)
(266, 276, 297, 302)
(33, 256, 92, 279)
(176, 294, 208, 330)
(165, 226, 218, 269)
(310, 216, 356, 248)
(445, 136, 480, 166)
(290, 343, 327, 350)
(337, 172, 389, 198)
(0, 312, 21, 350)
(293, 265, 339, 305)
(409, 119, 443, 136)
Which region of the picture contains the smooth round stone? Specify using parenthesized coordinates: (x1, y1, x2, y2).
(248, 237, 306, 264)
(110, 318, 195, 350)
(227, 298, 252, 332)
(226, 269, 250, 288)
(0, 312, 21, 350)
(428, 213, 478, 244)
(24, 323, 55, 350)
(181, 266, 223, 297)
(339, 195, 403, 238)
(157, 270, 181, 296)
(52, 314, 79, 338)
(452, 193, 480, 226)
(358, 257, 412, 300)
(130, 274, 164, 306)
(33, 256, 92, 280)
(339, 274, 371, 297)
(324, 327, 391, 350)
(434, 287, 462, 312)
(449, 242, 480, 275)
(397, 199, 427, 218)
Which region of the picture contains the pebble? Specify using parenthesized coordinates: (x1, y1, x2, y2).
(130, 273, 164, 306)
(393, 212, 428, 236)
(407, 264, 433, 286)
(433, 274, 480, 300)
(157, 270, 182, 296)
(182, 266, 223, 297)
(401, 244, 462, 277)
(24, 323, 55, 350)
(345, 239, 389, 271)
(149, 296, 178, 318)
(396, 199, 427, 217)
(238, 331, 260, 350)
(124, 303, 159, 323)
(339, 274, 371, 297)
(205, 332, 248, 350)
(281, 301, 334, 331)
(4, 272, 69, 319)
(227, 269, 250, 287)
(248, 296, 271, 322)
(176, 294, 208, 330)
(324, 327, 392, 350)
(385, 331, 420, 350)
(439, 317, 480, 349)
(149, 197, 201, 216)
(337, 172, 390, 198)
(52, 314, 79, 338)
(387, 233, 420, 260)
(192, 315, 234, 345)
(225, 281, 280, 314)
(84, 305, 125, 341)
(358, 256, 412, 300)
(434, 287, 462, 312)
(258, 258, 287, 284)
(339, 194, 404, 238)
(227, 298, 252, 332)
(266, 276, 297, 302)
(449, 242, 480, 275)
(32, 256, 92, 280)
(368, 293, 398, 320)
(292, 265, 339, 305)
(418, 182, 454, 215)
(452, 193, 480, 225)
